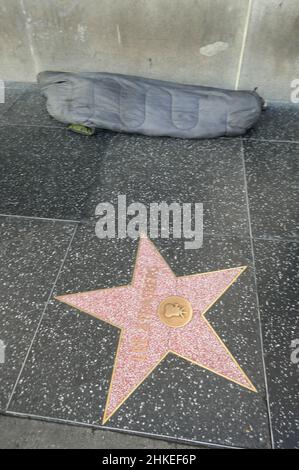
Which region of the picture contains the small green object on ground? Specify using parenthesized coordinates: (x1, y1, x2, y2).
(67, 124, 95, 136)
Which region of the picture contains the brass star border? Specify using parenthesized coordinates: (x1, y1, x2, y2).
(56, 237, 257, 424)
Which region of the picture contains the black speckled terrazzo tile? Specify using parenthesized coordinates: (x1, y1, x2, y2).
(0, 126, 114, 220)
(0, 89, 25, 117)
(86, 134, 248, 237)
(0, 216, 75, 411)
(0, 415, 176, 449)
(0, 89, 63, 127)
(4, 81, 38, 90)
(254, 239, 299, 449)
(247, 103, 299, 142)
(244, 140, 299, 240)
(8, 225, 271, 448)
(92, 134, 245, 203)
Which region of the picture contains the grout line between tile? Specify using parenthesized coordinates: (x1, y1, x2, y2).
(241, 140, 275, 449)
(2, 410, 242, 449)
(243, 137, 299, 145)
(1, 213, 296, 243)
(0, 122, 64, 129)
(1, 119, 299, 145)
(0, 213, 80, 224)
(5, 224, 78, 411)
(253, 236, 299, 243)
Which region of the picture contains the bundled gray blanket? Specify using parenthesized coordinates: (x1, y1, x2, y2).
(38, 71, 263, 139)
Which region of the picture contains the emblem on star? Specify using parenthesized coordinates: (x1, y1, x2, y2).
(56, 236, 256, 424)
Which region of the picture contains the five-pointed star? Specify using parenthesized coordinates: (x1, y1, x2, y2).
(56, 236, 256, 424)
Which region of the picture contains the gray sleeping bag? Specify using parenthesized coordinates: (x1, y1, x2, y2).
(38, 71, 263, 139)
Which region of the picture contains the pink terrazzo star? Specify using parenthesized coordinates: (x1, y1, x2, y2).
(56, 236, 256, 423)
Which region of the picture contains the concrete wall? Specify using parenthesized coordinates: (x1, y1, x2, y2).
(0, 0, 298, 100)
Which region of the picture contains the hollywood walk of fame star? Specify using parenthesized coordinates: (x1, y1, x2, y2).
(56, 236, 256, 424)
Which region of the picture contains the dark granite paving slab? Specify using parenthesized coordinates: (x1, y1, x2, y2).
(0, 415, 176, 449)
(8, 225, 271, 448)
(0, 89, 25, 117)
(4, 81, 38, 90)
(0, 126, 115, 220)
(0, 216, 75, 411)
(244, 140, 299, 240)
(92, 134, 245, 203)
(254, 239, 299, 449)
(87, 134, 249, 237)
(0, 89, 63, 128)
(247, 103, 299, 142)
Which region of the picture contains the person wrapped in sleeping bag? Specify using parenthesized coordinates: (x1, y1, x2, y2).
(38, 71, 264, 139)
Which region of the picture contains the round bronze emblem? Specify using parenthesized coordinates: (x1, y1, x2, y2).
(158, 296, 193, 328)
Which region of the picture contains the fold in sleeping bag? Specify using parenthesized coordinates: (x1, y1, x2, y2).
(38, 71, 263, 139)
